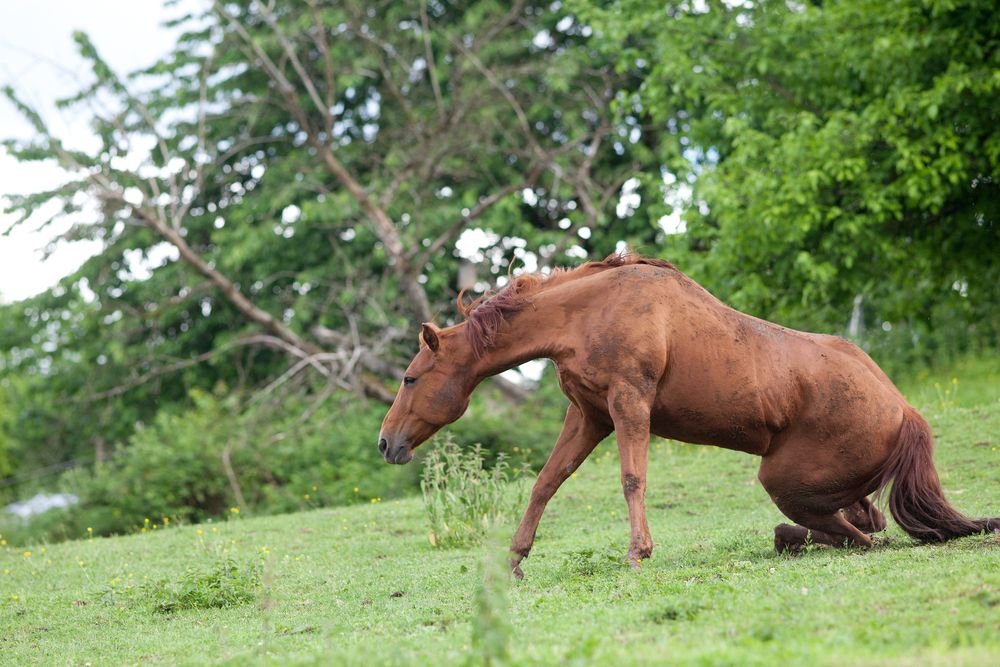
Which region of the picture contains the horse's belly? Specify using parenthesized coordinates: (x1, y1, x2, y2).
(650, 406, 772, 456)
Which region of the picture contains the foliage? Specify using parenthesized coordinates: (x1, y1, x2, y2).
(581, 0, 1000, 368)
(0, 0, 660, 490)
(1, 387, 997, 665)
(0, 385, 418, 544)
(420, 435, 524, 549)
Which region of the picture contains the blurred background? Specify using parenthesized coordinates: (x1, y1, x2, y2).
(1, 0, 997, 544)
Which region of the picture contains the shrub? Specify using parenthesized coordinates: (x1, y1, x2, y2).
(420, 435, 524, 548)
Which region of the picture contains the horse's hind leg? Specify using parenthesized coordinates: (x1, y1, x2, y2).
(774, 498, 887, 552)
(842, 497, 887, 534)
(774, 511, 873, 553)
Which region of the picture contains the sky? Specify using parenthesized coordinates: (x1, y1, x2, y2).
(0, 1, 197, 303)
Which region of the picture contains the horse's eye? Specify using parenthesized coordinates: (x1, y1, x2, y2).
(403, 376, 416, 386)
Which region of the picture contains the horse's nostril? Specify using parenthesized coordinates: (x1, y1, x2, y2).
(378, 438, 388, 454)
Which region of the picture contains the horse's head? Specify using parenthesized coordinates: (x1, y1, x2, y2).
(378, 323, 474, 464)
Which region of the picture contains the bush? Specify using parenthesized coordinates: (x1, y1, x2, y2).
(420, 435, 524, 549)
(4, 370, 566, 545)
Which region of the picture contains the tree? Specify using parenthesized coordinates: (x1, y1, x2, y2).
(584, 0, 1000, 361)
(1, 2, 660, 477)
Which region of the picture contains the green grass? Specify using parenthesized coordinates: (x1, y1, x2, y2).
(2, 393, 999, 665)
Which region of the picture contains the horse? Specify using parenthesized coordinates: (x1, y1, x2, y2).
(378, 253, 998, 577)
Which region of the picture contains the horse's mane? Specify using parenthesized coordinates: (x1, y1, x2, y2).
(458, 252, 676, 357)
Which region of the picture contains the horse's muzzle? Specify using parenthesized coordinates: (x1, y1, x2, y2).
(378, 437, 412, 465)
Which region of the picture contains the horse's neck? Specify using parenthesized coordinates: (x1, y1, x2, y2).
(470, 300, 569, 379)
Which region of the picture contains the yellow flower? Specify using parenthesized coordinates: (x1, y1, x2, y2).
(311, 485, 317, 492)
(163, 517, 170, 526)
(951, 377, 958, 385)
(353, 487, 359, 493)
(144, 518, 150, 525)
(303, 494, 310, 500)
(39, 547, 46, 555)
(196, 529, 203, 536)
(87, 527, 93, 534)
(211, 527, 219, 534)
(22, 551, 31, 558)
(230, 507, 240, 514)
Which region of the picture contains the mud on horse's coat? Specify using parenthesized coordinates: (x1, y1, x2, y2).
(378, 253, 999, 576)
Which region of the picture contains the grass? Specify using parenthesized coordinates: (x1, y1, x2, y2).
(1, 388, 999, 665)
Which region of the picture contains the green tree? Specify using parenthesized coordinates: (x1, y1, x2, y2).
(584, 0, 1000, 364)
(1, 2, 660, 495)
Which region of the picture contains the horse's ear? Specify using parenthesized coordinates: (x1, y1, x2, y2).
(420, 322, 440, 352)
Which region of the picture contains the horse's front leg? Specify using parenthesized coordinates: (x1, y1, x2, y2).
(509, 404, 610, 579)
(608, 384, 654, 568)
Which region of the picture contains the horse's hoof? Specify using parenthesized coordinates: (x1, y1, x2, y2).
(511, 563, 524, 580)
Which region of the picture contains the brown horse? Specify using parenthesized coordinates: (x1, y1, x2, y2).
(378, 253, 997, 577)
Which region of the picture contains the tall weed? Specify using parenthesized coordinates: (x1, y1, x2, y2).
(420, 436, 523, 548)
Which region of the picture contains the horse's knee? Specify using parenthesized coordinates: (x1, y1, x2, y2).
(621, 472, 643, 497)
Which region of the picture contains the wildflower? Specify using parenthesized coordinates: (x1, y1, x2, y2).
(353, 487, 359, 493)
(311, 485, 317, 492)
(261, 546, 270, 555)
(10, 594, 18, 601)
(40, 547, 46, 555)
(952, 377, 958, 385)
(196, 529, 203, 536)
(87, 527, 93, 534)
(22, 551, 31, 558)
(303, 494, 310, 500)
(230, 507, 240, 514)
(3, 569, 10, 575)
(163, 517, 170, 526)
(144, 518, 150, 525)
(211, 527, 219, 534)
(370, 497, 381, 503)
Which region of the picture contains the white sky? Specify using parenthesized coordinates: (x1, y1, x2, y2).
(0, 1, 197, 303)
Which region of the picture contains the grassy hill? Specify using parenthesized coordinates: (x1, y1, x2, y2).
(2, 384, 999, 665)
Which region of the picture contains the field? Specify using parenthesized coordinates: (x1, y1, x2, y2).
(2, 369, 999, 666)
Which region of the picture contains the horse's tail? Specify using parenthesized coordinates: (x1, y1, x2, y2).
(874, 407, 997, 541)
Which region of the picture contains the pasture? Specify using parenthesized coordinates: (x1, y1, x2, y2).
(2, 375, 999, 666)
